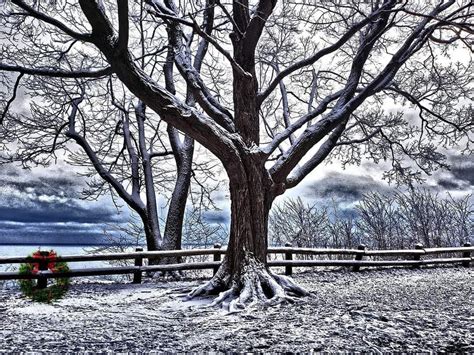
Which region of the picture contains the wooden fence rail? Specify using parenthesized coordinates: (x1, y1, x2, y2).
(0, 243, 472, 287)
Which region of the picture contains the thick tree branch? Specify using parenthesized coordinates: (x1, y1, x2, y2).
(121, 111, 141, 198)
(262, 90, 344, 155)
(189, 16, 250, 77)
(66, 94, 145, 212)
(244, 0, 278, 53)
(232, 0, 250, 37)
(269, 0, 399, 183)
(148, 0, 236, 131)
(343, 1, 456, 113)
(193, 0, 216, 73)
(269, 111, 347, 183)
(146, 6, 248, 76)
(135, 101, 163, 245)
(117, 0, 129, 52)
(0, 64, 113, 78)
(274, 64, 295, 145)
(286, 120, 349, 189)
(270, 0, 455, 185)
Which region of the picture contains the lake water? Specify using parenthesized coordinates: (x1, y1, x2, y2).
(0, 245, 114, 272)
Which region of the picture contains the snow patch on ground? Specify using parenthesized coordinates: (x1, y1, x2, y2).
(1, 267, 472, 352)
(12, 303, 60, 315)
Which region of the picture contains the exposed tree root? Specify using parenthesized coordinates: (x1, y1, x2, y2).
(187, 256, 310, 312)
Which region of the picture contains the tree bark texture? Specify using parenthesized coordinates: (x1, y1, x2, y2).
(188, 152, 308, 310)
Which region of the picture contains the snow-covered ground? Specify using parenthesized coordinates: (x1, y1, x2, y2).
(1, 267, 473, 352)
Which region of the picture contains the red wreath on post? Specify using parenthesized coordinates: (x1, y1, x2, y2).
(31, 250, 58, 274)
(19, 249, 70, 303)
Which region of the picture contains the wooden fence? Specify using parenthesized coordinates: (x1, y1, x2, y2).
(0, 243, 472, 288)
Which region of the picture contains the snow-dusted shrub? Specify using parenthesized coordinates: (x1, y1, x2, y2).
(270, 189, 472, 250)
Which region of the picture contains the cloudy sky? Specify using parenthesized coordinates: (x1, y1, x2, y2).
(0, 149, 472, 245)
(0, 162, 131, 245)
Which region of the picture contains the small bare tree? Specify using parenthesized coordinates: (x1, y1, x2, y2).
(356, 192, 404, 249)
(327, 202, 360, 251)
(269, 197, 330, 248)
(272, 190, 472, 251)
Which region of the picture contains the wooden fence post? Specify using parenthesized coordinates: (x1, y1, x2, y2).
(133, 247, 143, 284)
(285, 242, 293, 276)
(352, 244, 366, 272)
(213, 243, 222, 276)
(37, 251, 49, 289)
(462, 242, 471, 268)
(412, 243, 424, 269)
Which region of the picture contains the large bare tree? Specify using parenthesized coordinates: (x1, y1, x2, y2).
(1, 0, 472, 309)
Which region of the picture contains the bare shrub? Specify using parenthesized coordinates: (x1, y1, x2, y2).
(271, 189, 473, 250)
(393, 189, 473, 247)
(269, 197, 330, 248)
(356, 192, 405, 249)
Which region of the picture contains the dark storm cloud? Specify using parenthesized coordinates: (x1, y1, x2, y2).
(305, 172, 389, 202)
(203, 210, 228, 224)
(432, 154, 474, 192)
(0, 204, 122, 224)
(447, 155, 474, 186)
(0, 165, 124, 224)
(0, 167, 80, 198)
(0, 165, 127, 244)
(5, 178, 75, 196)
(435, 178, 467, 191)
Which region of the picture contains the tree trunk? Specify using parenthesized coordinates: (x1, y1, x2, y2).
(139, 211, 161, 252)
(135, 101, 162, 256)
(188, 154, 308, 310)
(225, 156, 271, 275)
(162, 136, 194, 264)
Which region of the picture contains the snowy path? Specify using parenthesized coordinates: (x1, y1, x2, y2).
(1, 267, 473, 352)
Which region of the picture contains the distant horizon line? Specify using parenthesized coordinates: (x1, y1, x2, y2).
(0, 243, 140, 247)
(0, 242, 219, 247)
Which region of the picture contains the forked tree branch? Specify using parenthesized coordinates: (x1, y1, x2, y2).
(257, 0, 405, 105)
(10, 0, 92, 41)
(148, 0, 236, 131)
(78, 0, 240, 163)
(117, 0, 130, 52)
(65, 93, 146, 212)
(286, 120, 349, 189)
(269, 0, 439, 183)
